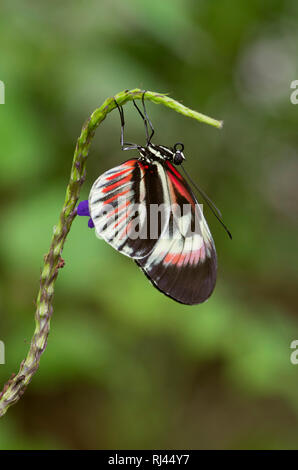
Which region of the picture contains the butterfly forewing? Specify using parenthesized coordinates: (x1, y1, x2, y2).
(89, 159, 171, 259)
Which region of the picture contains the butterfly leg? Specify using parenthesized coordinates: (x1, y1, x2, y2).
(113, 98, 139, 151)
(142, 91, 155, 144)
(132, 98, 150, 145)
(132, 91, 155, 146)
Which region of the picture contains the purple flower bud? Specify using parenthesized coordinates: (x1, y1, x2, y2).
(77, 200, 90, 217)
(88, 218, 95, 229)
(77, 200, 95, 229)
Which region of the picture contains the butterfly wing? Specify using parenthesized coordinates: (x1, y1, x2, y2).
(136, 161, 217, 305)
(89, 159, 171, 259)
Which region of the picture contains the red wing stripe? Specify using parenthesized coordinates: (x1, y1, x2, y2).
(166, 162, 183, 180)
(102, 174, 131, 193)
(108, 200, 131, 216)
(106, 168, 131, 181)
(113, 210, 131, 229)
(167, 171, 195, 207)
(103, 189, 130, 205)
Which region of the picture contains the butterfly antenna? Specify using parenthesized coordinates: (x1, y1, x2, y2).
(181, 165, 232, 240)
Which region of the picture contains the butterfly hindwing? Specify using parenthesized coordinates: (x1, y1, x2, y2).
(136, 161, 217, 305)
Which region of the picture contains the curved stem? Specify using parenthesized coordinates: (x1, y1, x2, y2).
(0, 88, 222, 417)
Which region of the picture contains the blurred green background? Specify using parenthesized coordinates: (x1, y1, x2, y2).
(1, 0, 298, 450)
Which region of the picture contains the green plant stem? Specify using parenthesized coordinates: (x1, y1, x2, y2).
(0, 88, 222, 417)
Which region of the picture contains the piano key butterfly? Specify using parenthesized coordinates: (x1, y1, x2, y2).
(77, 92, 231, 305)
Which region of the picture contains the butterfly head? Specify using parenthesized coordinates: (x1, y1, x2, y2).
(143, 142, 186, 166)
(172, 143, 185, 165)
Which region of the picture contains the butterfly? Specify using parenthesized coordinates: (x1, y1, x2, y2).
(78, 93, 231, 305)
